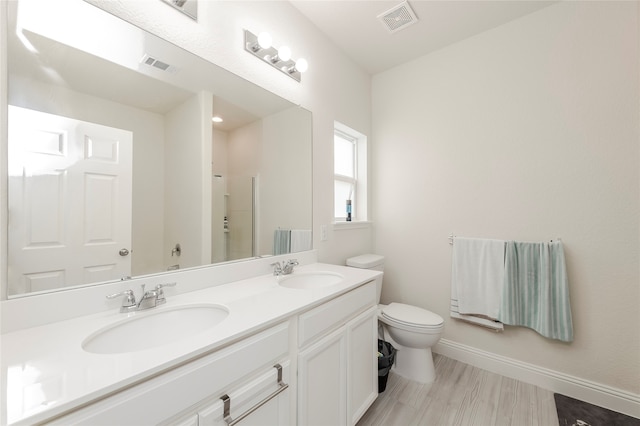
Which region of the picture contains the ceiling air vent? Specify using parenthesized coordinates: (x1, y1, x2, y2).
(140, 54, 178, 73)
(378, 1, 419, 34)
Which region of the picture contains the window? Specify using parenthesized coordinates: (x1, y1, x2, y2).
(334, 122, 367, 222)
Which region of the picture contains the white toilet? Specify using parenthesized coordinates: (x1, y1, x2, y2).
(346, 254, 444, 383)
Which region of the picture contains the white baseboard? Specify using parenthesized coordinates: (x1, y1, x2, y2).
(434, 338, 640, 419)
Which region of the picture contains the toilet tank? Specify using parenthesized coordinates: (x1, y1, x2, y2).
(346, 254, 384, 303)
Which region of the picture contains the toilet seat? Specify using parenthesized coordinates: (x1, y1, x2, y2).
(381, 303, 444, 330)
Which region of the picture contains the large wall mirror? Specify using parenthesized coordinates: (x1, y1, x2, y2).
(4, 0, 312, 298)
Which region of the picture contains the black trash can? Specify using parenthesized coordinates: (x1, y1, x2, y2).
(378, 339, 396, 393)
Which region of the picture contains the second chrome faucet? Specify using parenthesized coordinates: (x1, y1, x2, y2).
(107, 282, 176, 313)
(271, 259, 299, 276)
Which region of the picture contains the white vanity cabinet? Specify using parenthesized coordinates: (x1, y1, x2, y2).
(296, 282, 378, 426)
(21, 272, 381, 426)
(48, 322, 290, 426)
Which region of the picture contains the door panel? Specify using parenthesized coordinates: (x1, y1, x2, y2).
(8, 106, 133, 294)
(298, 327, 347, 426)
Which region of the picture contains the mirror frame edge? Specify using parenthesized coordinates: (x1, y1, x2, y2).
(1, 0, 9, 301)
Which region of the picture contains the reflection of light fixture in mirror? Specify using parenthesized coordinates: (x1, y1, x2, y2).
(212, 116, 223, 123)
(161, 0, 197, 21)
(244, 30, 308, 82)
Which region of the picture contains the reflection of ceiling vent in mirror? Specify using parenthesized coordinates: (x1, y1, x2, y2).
(378, 1, 419, 34)
(140, 54, 178, 73)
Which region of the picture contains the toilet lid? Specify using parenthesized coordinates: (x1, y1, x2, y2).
(381, 303, 444, 327)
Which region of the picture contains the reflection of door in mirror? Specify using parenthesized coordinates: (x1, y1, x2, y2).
(8, 106, 133, 295)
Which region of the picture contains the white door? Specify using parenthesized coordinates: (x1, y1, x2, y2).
(8, 106, 133, 295)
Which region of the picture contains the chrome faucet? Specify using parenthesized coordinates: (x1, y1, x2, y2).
(271, 259, 298, 276)
(136, 284, 159, 310)
(107, 282, 176, 313)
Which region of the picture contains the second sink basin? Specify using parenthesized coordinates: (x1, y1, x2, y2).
(277, 272, 344, 289)
(82, 304, 229, 354)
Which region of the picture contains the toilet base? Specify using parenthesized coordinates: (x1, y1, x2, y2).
(391, 344, 436, 384)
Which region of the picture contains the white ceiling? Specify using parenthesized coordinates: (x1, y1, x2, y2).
(289, 0, 557, 75)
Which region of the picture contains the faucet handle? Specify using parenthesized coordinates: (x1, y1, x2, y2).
(154, 282, 176, 304)
(271, 262, 283, 276)
(106, 289, 137, 312)
(155, 282, 176, 290)
(283, 259, 298, 274)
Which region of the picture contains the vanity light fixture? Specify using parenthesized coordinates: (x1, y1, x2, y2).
(244, 30, 308, 82)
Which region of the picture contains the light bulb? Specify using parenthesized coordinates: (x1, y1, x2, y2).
(278, 46, 292, 62)
(257, 32, 272, 49)
(295, 58, 308, 73)
(212, 116, 223, 123)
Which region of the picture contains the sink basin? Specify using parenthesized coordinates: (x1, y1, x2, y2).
(82, 304, 229, 354)
(277, 272, 344, 289)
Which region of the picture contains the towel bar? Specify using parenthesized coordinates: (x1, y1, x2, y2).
(449, 234, 562, 245)
(221, 364, 288, 426)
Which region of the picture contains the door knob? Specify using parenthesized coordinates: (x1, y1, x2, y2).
(119, 248, 130, 256)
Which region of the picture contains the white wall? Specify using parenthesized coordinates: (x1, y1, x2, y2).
(164, 91, 213, 269)
(373, 1, 639, 395)
(260, 107, 313, 254)
(227, 120, 261, 260)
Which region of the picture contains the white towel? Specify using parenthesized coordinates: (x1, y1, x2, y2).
(290, 229, 312, 252)
(451, 237, 505, 320)
(450, 302, 504, 330)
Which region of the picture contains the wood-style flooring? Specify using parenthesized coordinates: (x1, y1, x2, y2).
(357, 354, 559, 426)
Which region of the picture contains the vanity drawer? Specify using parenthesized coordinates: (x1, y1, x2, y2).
(298, 281, 375, 348)
(49, 322, 289, 425)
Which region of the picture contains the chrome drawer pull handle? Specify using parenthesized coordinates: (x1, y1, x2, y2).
(221, 364, 288, 426)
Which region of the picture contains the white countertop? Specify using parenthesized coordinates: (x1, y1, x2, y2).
(1, 263, 381, 425)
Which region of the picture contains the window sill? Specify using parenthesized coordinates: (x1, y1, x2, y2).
(332, 221, 372, 231)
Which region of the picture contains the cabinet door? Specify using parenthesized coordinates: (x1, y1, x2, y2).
(297, 327, 347, 426)
(347, 306, 378, 425)
(198, 363, 290, 426)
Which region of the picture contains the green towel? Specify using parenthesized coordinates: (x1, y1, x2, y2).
(498, 240, 574, 342)
(273, 229, 291, 255)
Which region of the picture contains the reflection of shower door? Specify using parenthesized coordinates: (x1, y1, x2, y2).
(227, 176, 255, 261)
(8, 106, 133, 295)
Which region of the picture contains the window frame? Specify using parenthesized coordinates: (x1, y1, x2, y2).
(333, 122, 367, 223)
